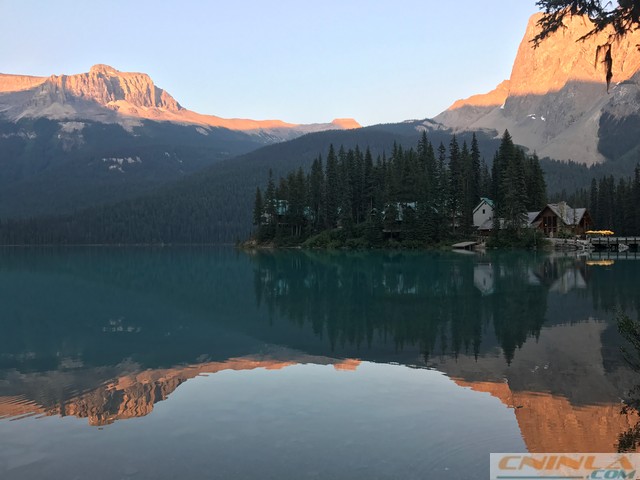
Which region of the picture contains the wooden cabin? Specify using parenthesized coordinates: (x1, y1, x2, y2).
(528, 202, 593, 237)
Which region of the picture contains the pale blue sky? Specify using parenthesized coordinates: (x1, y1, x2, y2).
(0, 1, 539, 126)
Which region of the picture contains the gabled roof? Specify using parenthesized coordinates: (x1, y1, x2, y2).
(473, 197, 494, 214)
(549, 204, 586, 225)
(531, 202, 587, 226)
(481, 197, 494, 208)
(527, 211, 540, 226)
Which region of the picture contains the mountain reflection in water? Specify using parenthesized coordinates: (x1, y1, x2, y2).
(0, 248, 639, 456)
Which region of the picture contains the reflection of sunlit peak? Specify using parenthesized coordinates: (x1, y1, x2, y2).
(333, 359, 361, 371)
(0, 353, 363, 427)
(0, 395, 43, 420)
(453, 378, 640, 453)
(436, 319, 640, 453)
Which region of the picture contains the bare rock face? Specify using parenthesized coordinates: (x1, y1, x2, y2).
(330, 118, 361, 129)
(43, 64, 182, 111)
(435, 14, 640, 165)
(0, 64, 360, 138)
(507, 14, 640, 97)
(12, 64, 181, 117)
(448, 80, 511, 112)
(0, 73, 47, 93)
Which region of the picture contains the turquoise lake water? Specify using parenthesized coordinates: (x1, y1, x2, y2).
(0, 248, 638, 479)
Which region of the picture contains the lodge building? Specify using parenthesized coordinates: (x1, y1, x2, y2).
(473, 199, 593, 237)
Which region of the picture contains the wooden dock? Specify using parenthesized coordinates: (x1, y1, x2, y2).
(589, 236, 640, 252)
(452, 241, 478, 251)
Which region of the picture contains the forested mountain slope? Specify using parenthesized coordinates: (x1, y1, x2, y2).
(0, 123, 501, 243)
(0, 65, 359, 217)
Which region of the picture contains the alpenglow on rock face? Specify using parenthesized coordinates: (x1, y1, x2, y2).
(435, 13, 640, 166)
(56, 63, 182, 110)
(0, 64, 361, 219)
(0, 64, 360, 138)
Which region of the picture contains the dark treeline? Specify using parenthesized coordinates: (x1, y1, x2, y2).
(554, 165, 640, 234)
(0, 130, 545, 246)
(252, 250, 552, 364)
(0, 130, 493, 246)
(253, 130, 547, 247)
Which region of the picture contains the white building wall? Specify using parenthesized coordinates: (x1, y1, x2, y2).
(473, 200, 493, 228)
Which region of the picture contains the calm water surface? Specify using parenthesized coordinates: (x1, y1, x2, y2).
(0, 248, 639, 479)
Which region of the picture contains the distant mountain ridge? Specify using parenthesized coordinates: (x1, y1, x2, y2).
(0, 65, 360, 217)
(0, 64, 360, 139)
(435, 13, 640, 166)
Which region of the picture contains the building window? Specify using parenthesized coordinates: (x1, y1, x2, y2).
(543, 215, 558, 235)
(482, 209, 485, 214)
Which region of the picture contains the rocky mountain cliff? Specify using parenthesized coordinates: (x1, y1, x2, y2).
(0, 65, 362, 218)
(0, 64, 359, 138)
(435, 13, 640, 166)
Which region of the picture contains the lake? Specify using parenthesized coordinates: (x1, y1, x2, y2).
(0, 247, 639, 479)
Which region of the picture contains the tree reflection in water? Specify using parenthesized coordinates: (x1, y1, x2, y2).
(618, 313, 640, 452)
(250, 251, 582, 364)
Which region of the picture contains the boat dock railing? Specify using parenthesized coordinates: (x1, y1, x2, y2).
(588, 236, 640, 252)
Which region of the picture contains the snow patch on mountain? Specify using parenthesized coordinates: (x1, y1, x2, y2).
(102, 156, 142, 172)
(60, 122, 85, 133)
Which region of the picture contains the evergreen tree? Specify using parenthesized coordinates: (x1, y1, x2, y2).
(459, 140, 474, 233)
(502, 147, 528, 232)
(589, 178, 599, 228)
(353, 146, 365, 223)
(493, 130, 516, 216)
(286, 168, 306, 237)
(525, 153, 547, 210)
(253, 187, 263, 226)
(479, 158, 491, 198)
(324, 145, 339, 229)
(448, 135, 462, 234)
(363, 147, 375, 214)
(435, 142, 448, 240)
(424, 136, 437, 198)
(372, 154, 385, 213)
(598, 176, 615, 230)
(469, 133, 481, 206)
(264, 169, 277, 238)
(309, 156, 325, 231)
